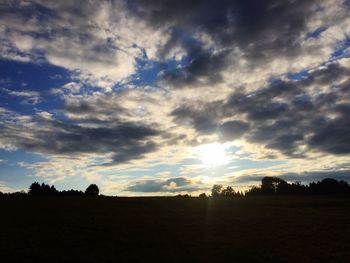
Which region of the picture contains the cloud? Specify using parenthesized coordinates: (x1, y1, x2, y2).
(171, 103, 220, 134)
(159, 43, 231, 88)
(2, 0, 348, 91)
(52, 82, 82, 95)
(0, 181, 21, 193)
(126, 176, 207, 193)
(134, 0, 350, 88)
(0, 0, 349, 189)
(0, 0, 167, 90)
(0, 108, 160, 165)
(239, 60, 350, 156)
(136, 0, 315, 53)
(308, 115, 350, 154)
(2, 88, 41, 104)
(167, 58, 350, 158)
(59, 87, 177, 127)
(218, 120, 250, 141)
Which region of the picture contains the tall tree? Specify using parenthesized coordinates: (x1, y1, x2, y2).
(211, 184, 223, 197)
(85, 184, 99, 196)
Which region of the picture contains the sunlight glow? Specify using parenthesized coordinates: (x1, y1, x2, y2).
(196, 143, 230, 166)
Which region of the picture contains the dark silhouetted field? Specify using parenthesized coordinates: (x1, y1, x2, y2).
(1, 196, 350, 262)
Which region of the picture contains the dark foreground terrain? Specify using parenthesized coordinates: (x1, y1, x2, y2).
(1, 196, 350, 262)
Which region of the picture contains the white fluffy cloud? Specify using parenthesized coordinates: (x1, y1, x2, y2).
(0, 0, 169, 90)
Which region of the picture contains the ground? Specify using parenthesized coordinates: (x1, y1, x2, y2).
(1, 196, 350, 262)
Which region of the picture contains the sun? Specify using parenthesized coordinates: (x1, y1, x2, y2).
(196, 143, 230, 166)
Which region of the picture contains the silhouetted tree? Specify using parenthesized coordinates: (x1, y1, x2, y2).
(29, 182, 42, 195)
(236, 191, 244, 197)
(211, 184, 223, 197)
(28, 182, 58, 196)
(245, 176, 350, 196)
(221, 186, 236, 197)
(199, 193, 207, 198)
(176, 194, 190, 197)
(85, 184, 99, 196)
(11, 191, 27, 197)
(245, 186, 262, 196)
(309, 178, 350, 195)
(261, 177, 289, 195)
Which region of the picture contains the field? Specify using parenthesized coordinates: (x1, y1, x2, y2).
(1, 196, 350, 262)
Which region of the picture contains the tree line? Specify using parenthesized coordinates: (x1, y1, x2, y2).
(209, 177, 350, 197)
(1, 177, 350, 197)
(0, 182, 99, 197)
(209, 185, 244, 197)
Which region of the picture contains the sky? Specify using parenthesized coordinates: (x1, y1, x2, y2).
(0, 0, 350, 196)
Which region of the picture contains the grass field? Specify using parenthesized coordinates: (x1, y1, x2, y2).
(1, 196, 350, 262)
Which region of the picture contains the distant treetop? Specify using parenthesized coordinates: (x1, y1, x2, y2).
(29, 182, 58, 196)
(26, 182, 99, 196)
(245, 176, 350, 196)
(85, 184, 99, 196)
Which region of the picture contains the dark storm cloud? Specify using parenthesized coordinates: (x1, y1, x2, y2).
(169, 59, 350, 157)
(228, 61, 350, 156)
(134, 0, 314, 50)
(64, 101, 101, 115)
(306, 62, 350, 85)
(0, 115, 159, 164)
(292, 95, 314, 111)
(218, 120, 250, 141)
(131, 0, 324, 87)
(225, 80, 300, 115)
(266, 134, 304, 156)
(62, 97, 129, 124)
(160, 48, 230, 87)
(126, 177, 206, 193)
(171, 102, 221, 134)
(308, 115, 350, 155)
(111, 141, 157, 164)
(247, 102, 289, 121)
(233, 170, 350, 184)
